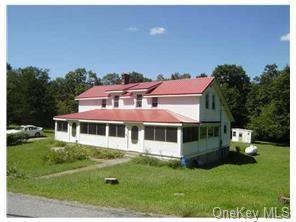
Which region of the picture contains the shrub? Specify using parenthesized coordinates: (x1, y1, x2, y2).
(7, 132, 28, 146)
(44, 144, 88, 164)
(53, 141, 67, 147)
(235, 146, 241, 152)
(132, 155, 182, 169)
(7, 163, 27, 179)
(88, 148, 124, 159)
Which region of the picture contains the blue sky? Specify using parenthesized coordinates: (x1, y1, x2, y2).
(7, 5, 289, 80)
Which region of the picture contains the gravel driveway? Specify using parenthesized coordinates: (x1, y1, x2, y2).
(7, 192, 155, 218)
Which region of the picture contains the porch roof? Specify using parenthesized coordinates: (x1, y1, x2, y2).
(54, 109, 198, 124)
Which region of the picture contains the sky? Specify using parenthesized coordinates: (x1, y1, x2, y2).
(7, 5, 290, 80)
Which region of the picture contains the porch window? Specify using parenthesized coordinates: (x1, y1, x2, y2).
(144, 126, 177, 143)
(102, 99, 106, 108)
(57, 121, 68, 132)
(166, 127, 178, 142)
(109, 124, 125, 137)
(144, 126, 154, 140)
(155, 127, 165, 141)
(136, 94, 143, 107)
(208, 127, 214, 137)
(88, 123, 97, 135)
(114, 96, 119, 108)
(233, 131, 236, 137)
(152, 97, 158, 107)
(80, 123, 88, 134)
(97, 124, 106, 135)
(80, 122, 106, 136)
(183, 126, 199, 143)
(214, 126, 219, 137)
(200, 127, 207, 139)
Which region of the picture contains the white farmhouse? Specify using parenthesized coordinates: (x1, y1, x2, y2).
(54, 74, 234, 164)
(231, 128, 254, 144)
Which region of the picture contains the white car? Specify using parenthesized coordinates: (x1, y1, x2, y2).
(7, 125, 44, 137)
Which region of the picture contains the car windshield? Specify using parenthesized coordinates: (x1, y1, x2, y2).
(14, 126, 24, 130)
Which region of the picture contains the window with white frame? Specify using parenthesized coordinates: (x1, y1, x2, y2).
(152, 97, 158, 107)
(136, 94, 142, 107)
(114, 96, 119, 108)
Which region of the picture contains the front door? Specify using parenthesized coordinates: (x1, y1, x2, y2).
(128, 124, 141, 152)
(70, 122, 77, 143)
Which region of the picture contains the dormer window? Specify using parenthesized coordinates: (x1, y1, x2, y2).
(205, 93, 209, 109)
(136, 94, 142, 107)
(102, 99, 106, 108)
(114, 96, 119, 108)
(152, 97, 158, 107)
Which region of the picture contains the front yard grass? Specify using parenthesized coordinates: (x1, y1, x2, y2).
(7, 141, 289, 217)
(7, 132, 95, 177)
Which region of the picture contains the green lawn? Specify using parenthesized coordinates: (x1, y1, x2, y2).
(7, 140, 289, 217)
(7, 131, 95, 177)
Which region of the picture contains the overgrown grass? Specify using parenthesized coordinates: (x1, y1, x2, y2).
(86, 147, 125, 159)
(132, 155, 182, 169)
(7, 132, 95, 177)
(8, 141, 290, 217)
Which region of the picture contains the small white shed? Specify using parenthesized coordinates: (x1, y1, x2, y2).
(231, 128, 254, 143)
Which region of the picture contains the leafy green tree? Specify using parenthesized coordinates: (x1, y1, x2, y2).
(196, 73, 207, 77)
(129, 71, 152, 83)
(156, 74, 167, 81)
(102, 73, 121, 85)
(247, 65, 289, 142)
(212, 64, 251, 128)
(7, 66, 57, 127)
(171, 72, 191, 80)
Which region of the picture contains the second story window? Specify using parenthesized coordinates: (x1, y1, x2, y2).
(152, 97, 158, 107)
(136, 94, 142, 107)
(205, 93, 209, 109)
(114, 96, 119, 108)
(102, 99, 106, 108)
(212, 95, 215, 110)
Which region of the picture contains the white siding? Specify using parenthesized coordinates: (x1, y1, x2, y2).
(55, 131, 69, 142)
(79, 134, 106, 147)
(79, 99, 100, 112)
(78, 95, 200, 121)
(143, 140, 180, 157)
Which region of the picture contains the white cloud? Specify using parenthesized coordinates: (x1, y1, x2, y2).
(280, 33, 290, 41)
(149, 27, 166, 35)
(127, 27, 138, 31)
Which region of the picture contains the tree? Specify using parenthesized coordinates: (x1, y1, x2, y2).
(87, 71, 102, 86)
(212, 64, 250, 128)
(129, 71, 152, 83)
(170, 72, 191, 80)
(156, 74, 167, 81)
(196, 73, 207, 78)
(102, 73, 121, 85)
(247, 65, 289, 142)
(7, 66, 57, 128)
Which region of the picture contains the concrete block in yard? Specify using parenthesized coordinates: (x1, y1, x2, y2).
(104, 178, 119, 185)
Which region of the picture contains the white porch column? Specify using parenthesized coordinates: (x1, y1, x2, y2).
(177, 126, 183, 157)
(54, 121, 57, 140)
(106, 124, 109, 148)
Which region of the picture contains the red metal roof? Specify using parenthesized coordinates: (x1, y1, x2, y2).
(127, 81, 162, 90)
(54, 109, 198, 123)
(147, 77, 215, 96)
(76, 77, 214, 99)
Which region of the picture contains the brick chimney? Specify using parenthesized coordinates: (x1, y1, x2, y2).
(121, 73, 130, 85)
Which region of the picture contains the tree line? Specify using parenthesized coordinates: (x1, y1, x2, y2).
(7, 63, 289, 143)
